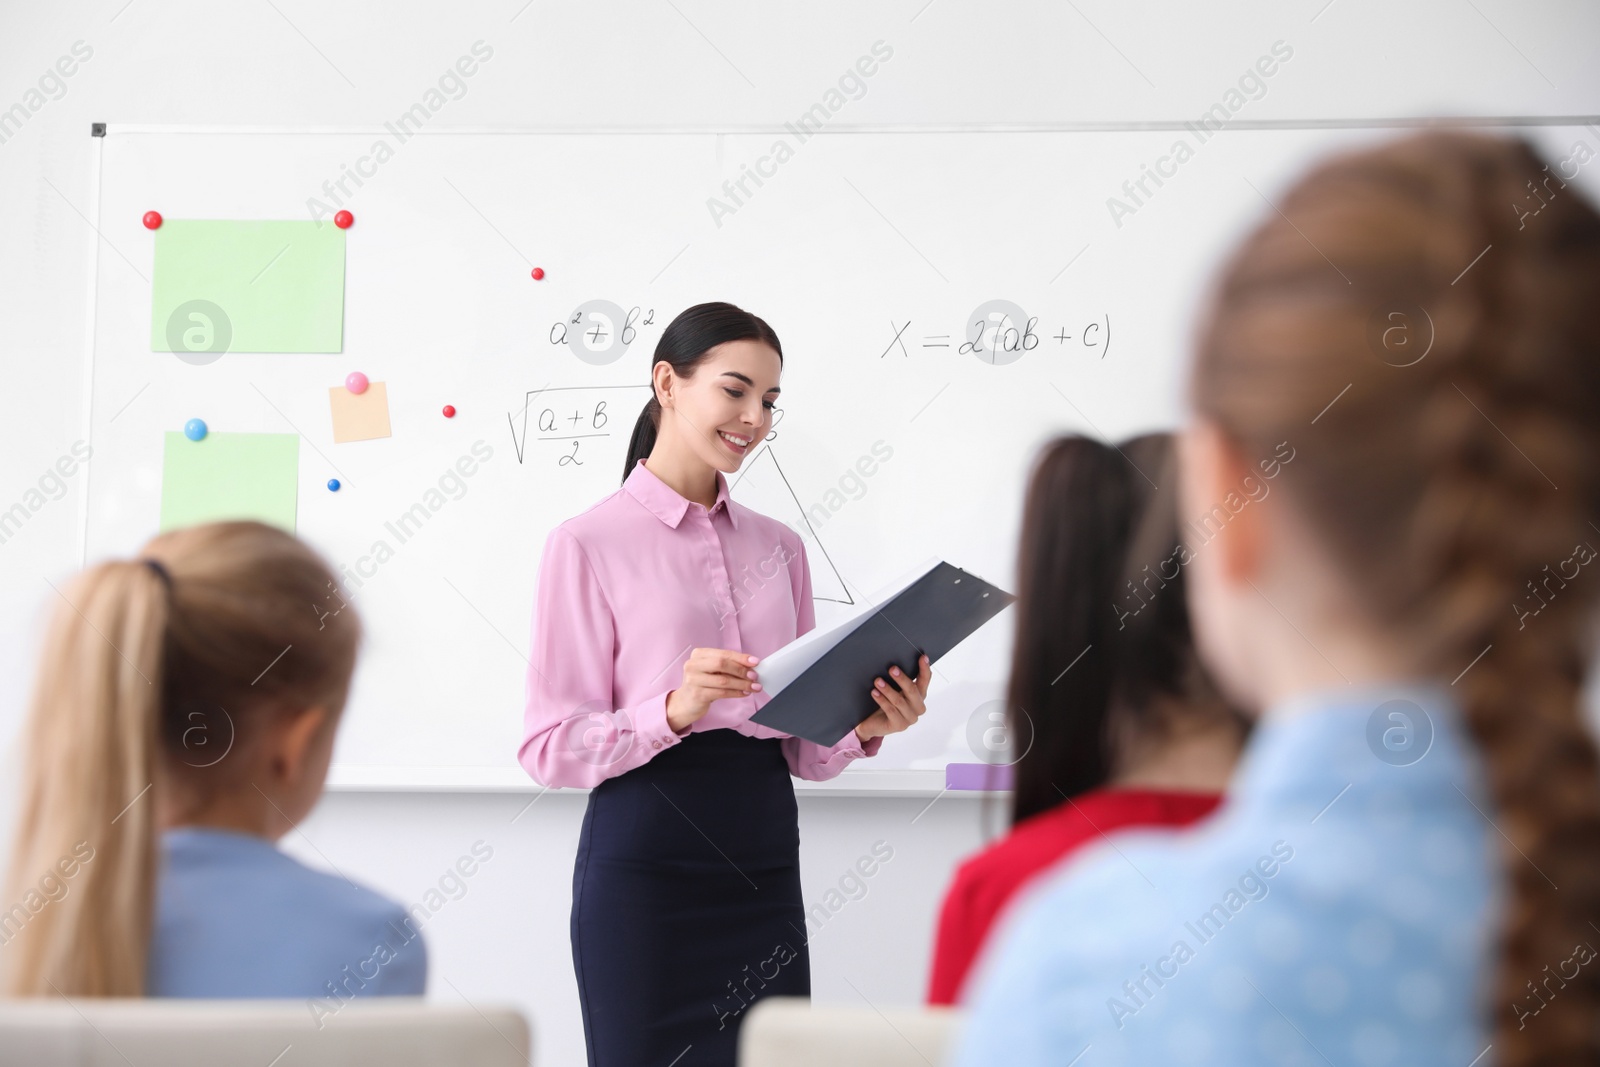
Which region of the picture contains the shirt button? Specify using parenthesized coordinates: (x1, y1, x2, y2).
(652, 740, 662, 749)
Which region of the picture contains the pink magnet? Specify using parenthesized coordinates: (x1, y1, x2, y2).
(345, 371, 369, 395)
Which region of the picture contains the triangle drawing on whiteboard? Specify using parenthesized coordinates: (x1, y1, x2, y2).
(729, 445, 854, 606)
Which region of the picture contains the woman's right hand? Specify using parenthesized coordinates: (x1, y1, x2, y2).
(665, 648, 761, 734)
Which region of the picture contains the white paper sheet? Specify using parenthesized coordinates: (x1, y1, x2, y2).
(755, 555, 943, 697)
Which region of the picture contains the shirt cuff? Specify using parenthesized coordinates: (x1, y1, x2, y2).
(635, 689, 685, 755)
(843, 729, 884, 759)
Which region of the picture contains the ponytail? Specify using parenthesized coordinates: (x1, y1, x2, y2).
(2, 561, 167, 995)
(623, 394, 662, 486)
(1005, 436, 1133, 825)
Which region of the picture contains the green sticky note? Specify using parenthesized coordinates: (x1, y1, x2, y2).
(151, 220, 345, 354)
(160, 432, 299, 533)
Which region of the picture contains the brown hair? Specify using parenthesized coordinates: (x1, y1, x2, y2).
(1191, 131, 1600, 1063)
(1, 521, 361, 997)
(1005, 431, 1244, 825)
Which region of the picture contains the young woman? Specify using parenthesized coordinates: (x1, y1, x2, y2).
(926, 431, 1246, 1005)
(2, 521, 426, 998)
(949, 132, 1600, 1066)
(518, 301, 932, 1067)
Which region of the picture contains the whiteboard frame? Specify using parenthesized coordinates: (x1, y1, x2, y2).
(99, 117, 1600, 135)
(324, 764, 1007, 799)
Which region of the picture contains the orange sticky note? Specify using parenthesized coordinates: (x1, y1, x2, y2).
(329, 381, 392, 443)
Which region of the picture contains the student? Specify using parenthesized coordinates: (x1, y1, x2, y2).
(1, 520, 427, 999)
(926, 431, 1246, 1005)
(949, 132, 1600, 1066)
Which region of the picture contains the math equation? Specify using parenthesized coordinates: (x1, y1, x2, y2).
(880, 300, 1112, 367)
(508, 384, 646, 465)
(508, 383, 783, 467)
(548, 300, 655, 366)
(547, 298, 1111, 370)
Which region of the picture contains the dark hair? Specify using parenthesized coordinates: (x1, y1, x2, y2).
(1191, 131, 1600, 1066)
(622, 302, 783, 484)
(1004, 431, 1242, 826)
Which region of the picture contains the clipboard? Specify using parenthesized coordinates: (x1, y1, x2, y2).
(749, 559, 1016, 746)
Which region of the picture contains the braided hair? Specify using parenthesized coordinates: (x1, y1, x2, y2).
(1192, 131, 1600, 1065)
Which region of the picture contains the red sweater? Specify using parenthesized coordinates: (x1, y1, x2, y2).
(925, 787, 1223, 1006)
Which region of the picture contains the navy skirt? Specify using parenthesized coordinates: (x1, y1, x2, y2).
(571, 727, 810, 1067)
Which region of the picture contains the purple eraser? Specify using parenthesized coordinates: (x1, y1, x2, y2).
(945, 762, 1013, 791)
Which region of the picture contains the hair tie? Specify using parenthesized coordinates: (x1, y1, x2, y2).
(141, 557, 173, 589)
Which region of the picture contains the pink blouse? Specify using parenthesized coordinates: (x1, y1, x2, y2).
(518, 457, 884, 789)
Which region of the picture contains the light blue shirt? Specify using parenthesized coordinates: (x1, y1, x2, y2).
(947, 680, 1502, 1067)
(148, 827, 427, 999)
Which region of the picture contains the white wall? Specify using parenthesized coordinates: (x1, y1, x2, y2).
(1, 2, 1596, 1064)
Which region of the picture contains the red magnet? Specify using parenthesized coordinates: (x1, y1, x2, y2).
(530, 267, 545, 280)
(334, 210, 354, 229)
(142, 211, 162, 230)
(442, 404, 456, 418)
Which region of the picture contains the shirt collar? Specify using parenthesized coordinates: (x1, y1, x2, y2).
(161, 825, 280, 853)
(623, 458, 739, 530)
(1225, 677, 1483, 812)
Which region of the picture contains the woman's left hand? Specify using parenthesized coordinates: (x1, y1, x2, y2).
(855, 654, 931, 743)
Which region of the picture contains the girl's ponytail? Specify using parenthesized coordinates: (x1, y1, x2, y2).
(3, 561, 169, 995)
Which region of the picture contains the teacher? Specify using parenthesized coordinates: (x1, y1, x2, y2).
(518, 301, 931, 1067)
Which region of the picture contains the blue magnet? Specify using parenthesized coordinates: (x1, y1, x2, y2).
(327, 478, 341, 492)
(183, 418, 208, 441)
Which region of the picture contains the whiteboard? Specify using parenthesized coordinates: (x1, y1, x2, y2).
(80, 122, 1600, 794)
